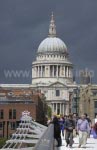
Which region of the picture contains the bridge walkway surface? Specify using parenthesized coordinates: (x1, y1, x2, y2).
(56, 135, 97, 150)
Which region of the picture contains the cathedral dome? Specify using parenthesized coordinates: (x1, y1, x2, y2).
(37, 13, 67, 54)
(38, 37, 67, 53)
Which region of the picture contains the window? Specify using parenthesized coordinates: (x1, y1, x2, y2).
(13, 109, 16, 119)
(94, 101, 97, 115)
(9, 109, 16, 119)
(56, 90, 60, 97)
(0, 109, 3, 119)
(10, 122, 16, 130)
(94, 101, 97, 108)
(0, 122, 3, 130)
(92, 90, 97, 96)
(9, 109, 12, 119)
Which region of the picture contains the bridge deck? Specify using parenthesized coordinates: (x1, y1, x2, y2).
(56, 135, 97, 150)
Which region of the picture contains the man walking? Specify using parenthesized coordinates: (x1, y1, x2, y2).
(77, 114, 90, 148)
(65, 114, 75, 148)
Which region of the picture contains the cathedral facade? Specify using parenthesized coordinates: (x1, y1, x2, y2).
(31, 13, 77, 115)
(0, 14, 78, 116)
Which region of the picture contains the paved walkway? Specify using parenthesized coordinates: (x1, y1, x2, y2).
(58, 135, 97, 150)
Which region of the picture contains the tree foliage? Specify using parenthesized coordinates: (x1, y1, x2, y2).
(47, 106, 52, 118)
(0, 138, 7, 148)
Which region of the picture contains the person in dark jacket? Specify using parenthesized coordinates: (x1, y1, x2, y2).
(59, 116, 65, 137)
(64, 114, 75, 148)
(53, 116, 62, 147)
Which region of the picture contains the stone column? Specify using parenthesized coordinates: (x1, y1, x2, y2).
(32, 67, 34, 78)
(67, 66, 68, 77)
(56, 103, 57, 114)
(52, 103, 54, 113)
(38, 66, 39, 77)
(45, 66, 46, 77)
(51, 103, 53, 113)
(60, 66, 62, 77)
(41, 66, 42, 77)
(42, 66, 44, 77)
(65, 102, 69, 115)
(68, 67, 69, 77)
(61, 103, 63, 114)
(64, 66, 66, 77)
(69, 68, 71, 77)
(57, 65, 58, 77)
(48, 65, 50, 77)
(53, 66, 54, 77)
(36, 66, 38, 77)
(60, 103, 61, 114)
(32, 67, 35, 78)
(39, 66, 41, 77)
(53, 103, 55, 113)
(63, 66, 65, 77)
(69, 67, 71, 77)
(65, 66, 67, 77)
(58, 66, 60, 77)
(63, 103, 65, 115)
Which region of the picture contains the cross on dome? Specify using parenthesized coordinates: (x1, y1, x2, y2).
(48, 12, 56, 37)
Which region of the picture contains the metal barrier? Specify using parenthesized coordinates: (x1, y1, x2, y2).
(34, 124, 54, 150)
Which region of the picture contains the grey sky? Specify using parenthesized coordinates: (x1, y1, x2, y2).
(0, 0, 97, 83)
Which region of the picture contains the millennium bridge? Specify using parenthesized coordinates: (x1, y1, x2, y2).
(1, 111, 97, 150)
(0, 111, 55, 150)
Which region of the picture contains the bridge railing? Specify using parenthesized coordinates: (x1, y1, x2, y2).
(33, 123, 55, 150)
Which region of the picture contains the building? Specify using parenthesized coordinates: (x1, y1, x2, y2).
(79, 84, 97, 120)
(0, 13, 80, 124)
(0, 88, 47, 138)
(1, 13, 96, 125)
(31, 13, 77, 115)
(79, 70, 92, 84)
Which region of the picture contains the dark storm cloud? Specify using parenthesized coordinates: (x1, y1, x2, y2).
(0, 0, 97, 83)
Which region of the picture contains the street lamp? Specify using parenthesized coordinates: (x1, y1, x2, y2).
(73, 88, 80, 115)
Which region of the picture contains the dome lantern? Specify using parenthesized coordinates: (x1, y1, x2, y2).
(37, 13, 68, 54)
(48, 12, 56, 37)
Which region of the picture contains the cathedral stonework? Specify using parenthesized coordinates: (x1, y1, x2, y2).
(31, 13, 77, 115)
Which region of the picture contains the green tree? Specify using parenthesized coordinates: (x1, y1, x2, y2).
(0, 138, 7, 148)
(47, 106, 52, 118)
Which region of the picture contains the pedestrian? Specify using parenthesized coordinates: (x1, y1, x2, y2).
(92, 122, 97, 139)
(94, 115, 97, 123)
(64, 114, 75, 148)
(84, 113, 92, 137)
(73, 113, 79, 137)
(77, 114, 90, 148)
(84, 113, 92, 127)
(53, 116, 62, 147)
(59, 115, 65, 138)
